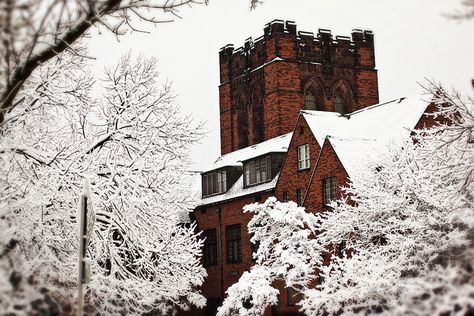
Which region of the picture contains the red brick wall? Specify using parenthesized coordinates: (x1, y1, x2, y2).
(218, 20, 379, 155)
(303, 139, 349, 213)
(275, 116, 321, 203)
(194, 191, 274, 301)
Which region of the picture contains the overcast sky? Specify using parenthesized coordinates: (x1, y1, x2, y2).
(85, 0, 474, 170)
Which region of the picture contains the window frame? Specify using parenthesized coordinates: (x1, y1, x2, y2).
(323, 176, 337, 206)
(287, 287, 297, 306)
(333, 91, 347, 115)
(202, 229, 218, 267)
(226, 224, 242, 263)
(297, 144, 310, 170)
(296, 188, 303, 206)
(202, 170, 227, 197)
(243, 155, 272, 188)
(304, 91, 317, 110)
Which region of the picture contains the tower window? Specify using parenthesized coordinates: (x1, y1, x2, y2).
(305, 91, 317, 110)
(226, 224, 242, 263)
(323, 176, 337, 206)
(298, 144, 310, 170)
(333, 91, 347, 115)
(283, 191, 290, 202)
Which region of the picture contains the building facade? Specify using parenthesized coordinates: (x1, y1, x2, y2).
(192, 20, 435, 316)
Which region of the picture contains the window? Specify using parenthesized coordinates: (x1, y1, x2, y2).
(287, 288, 297, 306)
(305, 91, 317, 110)
(226, 224, 242, 263)
(323, 176, 337, 206)
(333, 91, 347, 115)
(244, 156, 272, 187)
(296, 188, 303, 206)
(202, 171, 227, 197)
(298, 144, 310, 170)
(203, 229, 218, 266)
(283, 191, 290, 202)
(337, 240, 347, 258)
(250, 238, 260, 262)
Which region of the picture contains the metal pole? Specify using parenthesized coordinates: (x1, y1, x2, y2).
(78, 195, 87, 316)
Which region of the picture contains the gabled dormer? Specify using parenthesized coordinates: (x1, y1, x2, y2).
(242, 153, 285, 188)
(201, 166, 242, 198)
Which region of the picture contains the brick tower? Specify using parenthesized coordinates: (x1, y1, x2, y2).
(218, 20, 379, 155)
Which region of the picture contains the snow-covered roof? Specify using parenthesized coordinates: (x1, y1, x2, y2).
(197, 175, 279, 207)
(301, 94, 428, 145)
(195, 133, 291, 206)
(302, 92, 429, 146)
(203, 133, 291, 172)
(328, 136, 384, 175)
(302, 92, 429, 175)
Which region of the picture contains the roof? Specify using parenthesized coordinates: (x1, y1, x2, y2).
(203, 133, 291, 172)
(302, 92, 429, 175)
(195, 92, 430, 206)
(302, 92, 429, 145)
(198, 175, 279, 207)
(194, 133, 291, 206)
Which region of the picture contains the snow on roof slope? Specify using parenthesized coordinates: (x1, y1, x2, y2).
(328, 136, 385, 175)
(303, 92, 429, 175)
(195, 133, 291, 206)
(197, 174, 279, 207)
(203, 133, 291, 172)
(302, 92, 429, 146)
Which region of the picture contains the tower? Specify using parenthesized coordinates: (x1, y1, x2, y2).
(218, 20, 379, 155)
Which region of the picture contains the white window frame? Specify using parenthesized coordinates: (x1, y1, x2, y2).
(298, 144, 310, 170)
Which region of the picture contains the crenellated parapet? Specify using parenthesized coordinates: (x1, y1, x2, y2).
(219, 20, 376, 84)
(218, 20, 379, 155)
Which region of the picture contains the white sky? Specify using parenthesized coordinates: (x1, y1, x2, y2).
(86, 0, 474, 170)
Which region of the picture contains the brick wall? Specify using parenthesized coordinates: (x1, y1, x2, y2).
(194, 192, 274, 301)
(303, 139, 349, 213)
(274, 116, 320, 203)
(218, 20, 379, 155)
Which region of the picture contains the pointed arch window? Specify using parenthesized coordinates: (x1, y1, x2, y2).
(305, 91, 317, 110)
(333, 91, 347, 115)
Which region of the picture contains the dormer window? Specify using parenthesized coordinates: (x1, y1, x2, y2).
(202, 171, 227, 197)
(244, 156, 271, 187)
(201, 166, 242, 198)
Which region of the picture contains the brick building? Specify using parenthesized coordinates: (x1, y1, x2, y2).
(192, 20, 435, 315)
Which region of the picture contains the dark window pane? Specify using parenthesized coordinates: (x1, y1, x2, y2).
(226, 224, 242, 263)
(203, 229, 217, 266)
(296, 188, 303, 206)
(323, 176, 337, 205)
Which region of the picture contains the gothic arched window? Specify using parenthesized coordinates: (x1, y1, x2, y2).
(251, 85, 264, 144)
(333, 91, 347, 115)
(236, 94, 249, 148)
(305, 91, 317, 110)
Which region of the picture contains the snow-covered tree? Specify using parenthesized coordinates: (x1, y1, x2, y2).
(0, 50, 207, 314)
(217, 197, 324, 316)
(303, 86, 474, 315)
(219, 84, 474, 316)
(0, 0, 262, 124)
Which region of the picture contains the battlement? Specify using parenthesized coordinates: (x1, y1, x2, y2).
(219, 20, 375, 83)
